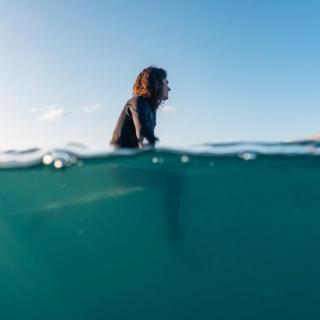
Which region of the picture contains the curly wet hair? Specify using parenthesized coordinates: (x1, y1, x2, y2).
(133, 66, 167, 108)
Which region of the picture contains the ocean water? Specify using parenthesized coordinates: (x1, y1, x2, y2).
(1, 142, 320, 319)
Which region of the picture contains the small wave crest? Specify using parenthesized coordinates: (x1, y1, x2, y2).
(1, 141, 320, 169)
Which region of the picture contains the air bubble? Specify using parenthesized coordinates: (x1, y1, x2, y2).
(181, 155, 189, 163)
(239, 152, 257, 160)
(43, 151, 79, 169)
(54, 159, 63, 169)
(152, 157, 159, 164)
(42, 154, 53, 165)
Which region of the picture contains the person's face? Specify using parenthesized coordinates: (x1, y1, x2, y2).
(162, 78, 171, 100)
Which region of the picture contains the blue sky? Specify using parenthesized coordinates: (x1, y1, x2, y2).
(1, 0, 319, 150)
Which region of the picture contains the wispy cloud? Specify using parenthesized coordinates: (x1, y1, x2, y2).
(31, 105, 68, 122)
(83, 103, 102, 114)
(30, 103, 103, 122)
(161, 105, 176, 113)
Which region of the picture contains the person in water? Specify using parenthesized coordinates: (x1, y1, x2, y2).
(110, 67, 182, 241)
(110, 66, 170, 149)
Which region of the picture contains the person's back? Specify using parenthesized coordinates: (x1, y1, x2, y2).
(110, 66, 170, 149)
(110, 95, 157, 149)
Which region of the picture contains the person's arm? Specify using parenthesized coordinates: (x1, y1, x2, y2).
(129, 98, 157, 147)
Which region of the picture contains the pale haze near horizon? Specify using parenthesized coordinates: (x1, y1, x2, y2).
(1, 0, 319, 150)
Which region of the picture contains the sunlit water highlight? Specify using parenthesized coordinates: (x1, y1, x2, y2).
(1, 142, 320, 319)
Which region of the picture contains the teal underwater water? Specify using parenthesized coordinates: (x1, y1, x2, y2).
(1, 143, 320, 319)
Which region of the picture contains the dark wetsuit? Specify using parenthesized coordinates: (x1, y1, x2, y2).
(110, 96, 158, 149)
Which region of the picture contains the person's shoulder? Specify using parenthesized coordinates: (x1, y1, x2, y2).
(129, 95, 148, 103)
(127, 95, 149, 108)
